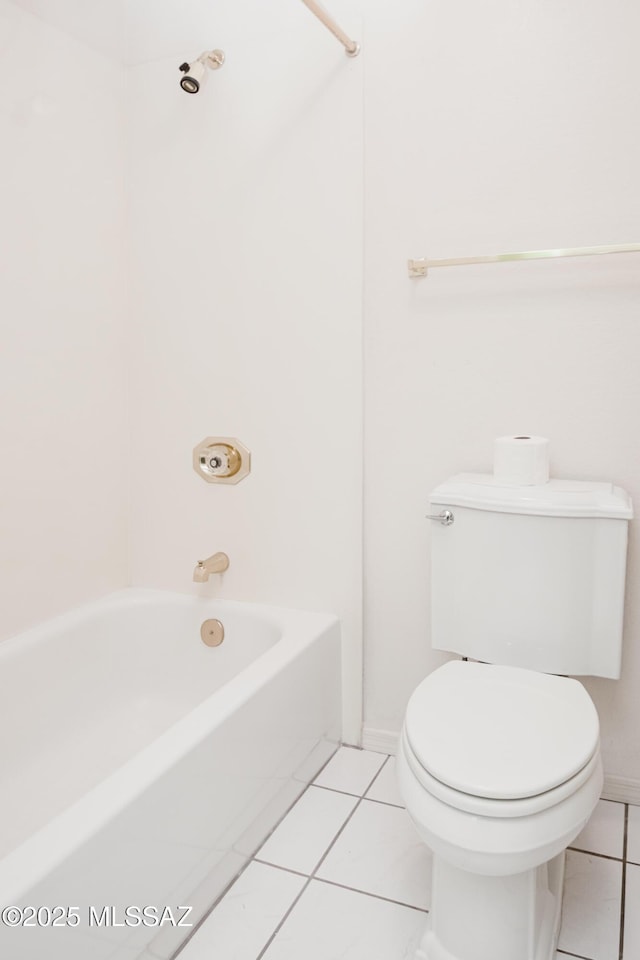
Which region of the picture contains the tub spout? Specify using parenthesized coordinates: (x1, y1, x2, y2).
(193, 552, 230, 582)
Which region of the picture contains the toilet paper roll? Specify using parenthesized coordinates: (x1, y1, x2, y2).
(493, 435, 549, 486)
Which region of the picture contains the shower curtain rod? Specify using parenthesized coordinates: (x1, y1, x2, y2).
(408, 242, 640, 278)
(299, 0, 360, 56)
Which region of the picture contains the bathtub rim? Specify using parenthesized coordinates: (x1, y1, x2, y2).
(0, 587, 317, 660)
(0, 588, 340, 905)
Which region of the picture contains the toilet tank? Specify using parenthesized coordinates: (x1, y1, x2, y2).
(429, 474, 633, 678)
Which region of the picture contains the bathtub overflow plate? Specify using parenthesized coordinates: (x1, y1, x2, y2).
(201, 619, 225, 647)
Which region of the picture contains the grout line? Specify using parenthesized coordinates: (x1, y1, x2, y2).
(311, 782, 364, 800)
(254, 793, 375, 957)
(361, 754, 406, 808)
(362, 795, 405, 809)
(253, 859, 311, 879)
(313, 779, 404, 809)
(557, 951, 598, 959)
(312, 875, 428, 913)
(252, 858, 429, 916)
(252, 751, 390, 960)
(309, 795, 366, 875)
(244, 785, 314, 864)
(359, 752, 391, 796)
(254, 875, 313, 960)
(314, 752, 388, 798)
(619, 803, 628, 960)
(568, 846, 624, 863)
(301, 758, 399, 890)
(363, 751, 390, 790)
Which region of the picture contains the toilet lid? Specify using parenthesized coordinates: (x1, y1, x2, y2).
(404, 660, 600, 800)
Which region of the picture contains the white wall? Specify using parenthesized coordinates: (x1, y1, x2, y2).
(125, 0, 363, 742)
(0, 1, 128, 639)
(363, 0, 640, 786)
(6, 0, 125, 62)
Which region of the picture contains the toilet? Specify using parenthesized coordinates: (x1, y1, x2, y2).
(397, 465, 633, 960)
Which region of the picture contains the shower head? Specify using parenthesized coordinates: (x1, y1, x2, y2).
(179, 49, 225, 94)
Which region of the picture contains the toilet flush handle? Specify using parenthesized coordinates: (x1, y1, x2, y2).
(425, 510, 455, 526)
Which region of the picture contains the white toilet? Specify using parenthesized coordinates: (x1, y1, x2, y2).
(397, 466, 633, 960)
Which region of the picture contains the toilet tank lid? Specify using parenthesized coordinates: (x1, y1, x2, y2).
(430, 474, 633, 519)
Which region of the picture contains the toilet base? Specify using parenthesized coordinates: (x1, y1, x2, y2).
(414, 852, 565, 960)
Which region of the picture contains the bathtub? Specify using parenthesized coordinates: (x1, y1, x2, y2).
(0, 589, 341, 960)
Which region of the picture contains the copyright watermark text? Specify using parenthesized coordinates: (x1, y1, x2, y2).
(1, 905, 193, 928)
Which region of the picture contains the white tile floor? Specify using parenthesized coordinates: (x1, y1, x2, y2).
(176, 747, 639, 960)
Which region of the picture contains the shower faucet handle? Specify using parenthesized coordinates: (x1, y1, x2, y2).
(193, 437, 251, 485)
(426, 510, 455, 526)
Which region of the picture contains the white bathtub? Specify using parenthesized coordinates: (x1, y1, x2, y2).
(0, 589, 341, 960)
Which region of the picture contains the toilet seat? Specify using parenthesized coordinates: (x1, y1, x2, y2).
(404, 660, 599, 805)
(401, 725, 601, 818)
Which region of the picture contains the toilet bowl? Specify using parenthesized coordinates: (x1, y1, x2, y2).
(397, 660, 603, 960)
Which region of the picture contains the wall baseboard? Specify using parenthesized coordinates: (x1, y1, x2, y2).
(361, 727, 399, 755)
(362, 726, 640, 807)
(602, 775, 640, 806)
